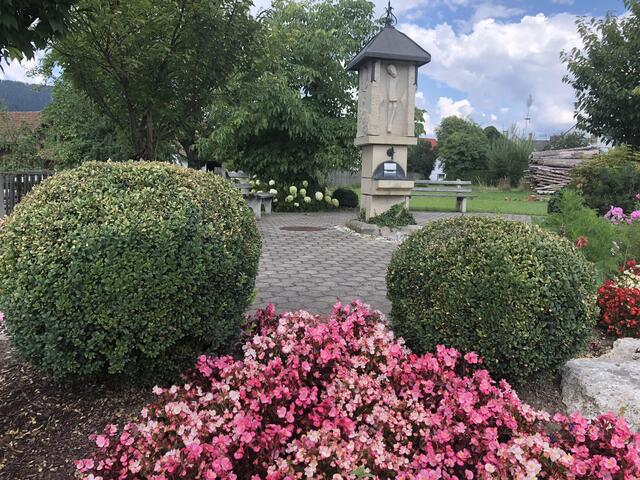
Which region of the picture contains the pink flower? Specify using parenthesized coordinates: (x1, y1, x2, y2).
(575, 236, 588, 249)
(74, 301, 640, 480)
(605, 206, 626, 224)
(464, 352, 480, 364)
(95, 435, 109, 448)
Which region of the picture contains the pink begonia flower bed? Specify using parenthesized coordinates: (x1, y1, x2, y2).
(76, 301, 640, 479)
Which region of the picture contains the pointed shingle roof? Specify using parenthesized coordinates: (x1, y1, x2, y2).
(347, 25, 431, 71)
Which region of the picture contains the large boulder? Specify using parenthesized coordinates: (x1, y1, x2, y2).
(561, 338, 640, 430)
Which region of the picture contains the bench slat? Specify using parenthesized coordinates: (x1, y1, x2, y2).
(413, 188, 473, 193)
(411, 193, 477, 198)
(414, 180, 471, 186)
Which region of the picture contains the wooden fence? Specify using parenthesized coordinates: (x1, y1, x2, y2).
(0, 170, 54, 219)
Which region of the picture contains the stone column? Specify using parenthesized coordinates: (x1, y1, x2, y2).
(355, 60, 416, 220)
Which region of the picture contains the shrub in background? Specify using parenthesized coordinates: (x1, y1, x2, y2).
(541, 190, 622, 279)
(486, 135, 533, 187)
(76, 302, 640, 480)
(364, 203, 416, 228)
(249, 177, 339, 212)
(331, 187, 359, 208)
(570, 146, 640, 215)
(407, 140, 437, 179)
(0, 161, 261, 383)
(387, 216, 597, 384)
(547, 187, 569, 213)
(542, 190, 640, 280)
(598, 260, 640, 337)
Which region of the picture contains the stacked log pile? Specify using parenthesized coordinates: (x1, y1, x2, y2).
(526, 146, 601, 195)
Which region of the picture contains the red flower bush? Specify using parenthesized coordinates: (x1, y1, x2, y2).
(76, 301, 640, 479)
(598, 260, 640, 337)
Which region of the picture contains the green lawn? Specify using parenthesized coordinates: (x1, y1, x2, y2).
(351, 186, 549, 216)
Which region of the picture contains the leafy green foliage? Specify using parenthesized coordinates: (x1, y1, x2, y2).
(570, 146, 640, 214)
(541, 189, 639, 280)
(0, 0, 74, 62)
(387, 216, 597, 384)
(436, 116, 489, 181)
(42, 77, 132, 168)
(332, 188, 359, 208)
(483, 125, 502, 142)
(0, 162, 261, 383)
(201, 0, 377, 183)
(541, 190, 619, 279)
(365, 204, 416, 229)
(547, 187, 568, 214)
(45, 0, 258, 165)
(0, 108, 47, 170)
(407, 140, 437, 179)
(486, 135, 533, 186)
(543, 132, 589, 151)
(561, 0, 640, 148)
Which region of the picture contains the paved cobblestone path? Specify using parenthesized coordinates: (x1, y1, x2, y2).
(250, 211, 531, 316)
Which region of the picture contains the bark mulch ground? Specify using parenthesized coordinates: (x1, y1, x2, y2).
(0, 331, 152, 480)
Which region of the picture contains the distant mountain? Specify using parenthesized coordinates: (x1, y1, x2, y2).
(0, 79, 52, 112)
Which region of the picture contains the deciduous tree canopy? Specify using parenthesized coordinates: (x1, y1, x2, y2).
(436, 116, 489, 180)
(0, 0, 74, 62)
(44, 0, 258, 165)
(200, 0, 377, 182)
(562, 0, 640, 148)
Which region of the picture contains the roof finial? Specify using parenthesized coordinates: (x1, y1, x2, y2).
(384, 1, 397, 26)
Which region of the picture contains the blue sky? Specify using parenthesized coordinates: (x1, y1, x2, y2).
(384, 0, 626, 137)
(2, 0, 629, 138)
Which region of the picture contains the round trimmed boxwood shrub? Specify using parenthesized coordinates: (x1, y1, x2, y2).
(332, 187, 359, 208)
(0, 161, 261, 383)
(387, 216, 597, 384)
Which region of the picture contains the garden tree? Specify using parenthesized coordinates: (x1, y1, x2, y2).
(44, 0, 258, 165)
(42, 77, 131, 168)
(436, 116, 489, 180)
(201, 0, 377, 182)
(0, 0, 74, 62)
(562, 0, 640, 148)
(484, 125, 502, 142)
(407, 141, 437, 179)
(543, 131, 588, 151)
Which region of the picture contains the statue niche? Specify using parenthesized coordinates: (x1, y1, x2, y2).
(356, 60, 414, 138)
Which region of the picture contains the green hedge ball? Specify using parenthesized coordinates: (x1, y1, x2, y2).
(0, 161, 261, 383)
(387, 216, 597, 384)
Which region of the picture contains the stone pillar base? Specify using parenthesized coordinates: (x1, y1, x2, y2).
(361, 194, 410, 220)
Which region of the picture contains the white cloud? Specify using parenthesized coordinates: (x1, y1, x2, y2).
(0, 54, 45, 84)
(401, 12, 582, 136)
(467, 3, 525, 28)
(552, 0, 575, 5)
(437, 96, 474, 119)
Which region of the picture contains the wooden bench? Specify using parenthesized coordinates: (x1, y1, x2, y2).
(225, 170, 274, 220)
(411, 179, 476, 213)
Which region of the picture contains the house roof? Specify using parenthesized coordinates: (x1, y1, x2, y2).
(418, 137, 438, 148)
(0, 111, 42, 133)
(347, 25, 431, 71)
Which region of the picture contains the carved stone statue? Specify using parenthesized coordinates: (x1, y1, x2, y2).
(386, 64, 398, 133)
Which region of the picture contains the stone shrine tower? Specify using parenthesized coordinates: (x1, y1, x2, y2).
(347, 3, 431, 219)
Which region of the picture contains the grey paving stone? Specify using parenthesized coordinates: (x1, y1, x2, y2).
(249, 211, 530, 316)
